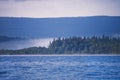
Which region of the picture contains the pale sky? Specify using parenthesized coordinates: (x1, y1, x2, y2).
(0, 0, 120, 18)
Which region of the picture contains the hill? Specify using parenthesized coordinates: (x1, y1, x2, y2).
(0, 16, 120, 38)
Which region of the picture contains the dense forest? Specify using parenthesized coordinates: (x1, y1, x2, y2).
(0, 36, 120, 55)
(49, 36, 120, 54)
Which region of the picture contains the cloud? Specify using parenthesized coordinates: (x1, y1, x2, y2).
(14, 0, 49, 2)
(0, 0, 8, 1)
(14, 0, 27, 2)
(0, 0, 120, 17)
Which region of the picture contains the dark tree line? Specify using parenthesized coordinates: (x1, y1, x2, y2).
(49, 36, 120, 54)
(0, 47, 50, 55)
(0, 36, 120, 55)
(0, 36, 24, 42)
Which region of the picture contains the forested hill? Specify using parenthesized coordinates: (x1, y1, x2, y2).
(49, 36, 120, 54)
(0, 36, 120, 55)
(0, 16, 120, 38)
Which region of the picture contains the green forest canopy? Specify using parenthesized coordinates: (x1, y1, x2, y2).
(0, 36, 120, 55)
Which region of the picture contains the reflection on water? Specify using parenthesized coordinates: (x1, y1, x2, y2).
(0, 56, 120, 80)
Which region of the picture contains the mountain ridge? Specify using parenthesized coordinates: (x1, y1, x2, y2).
(0, 15, 120, 18)
(0, 16, 120, 38)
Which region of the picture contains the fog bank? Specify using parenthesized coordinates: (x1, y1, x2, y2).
(0, 38, 53, 50)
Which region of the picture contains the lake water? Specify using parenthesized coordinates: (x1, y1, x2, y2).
(0, 55, 120, 80)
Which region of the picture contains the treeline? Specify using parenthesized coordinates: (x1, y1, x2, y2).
(0, 47, 50, 55)
(0, 35, 24, 42)
(49, 36, 120, 54)
(0, 36, 120, 55)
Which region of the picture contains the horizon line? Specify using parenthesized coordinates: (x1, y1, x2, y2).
(0, 15, 120, 18)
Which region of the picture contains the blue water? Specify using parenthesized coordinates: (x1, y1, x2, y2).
(0, 55, 120, 80)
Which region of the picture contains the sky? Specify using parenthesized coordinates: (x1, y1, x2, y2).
(0, 0, 120, 18)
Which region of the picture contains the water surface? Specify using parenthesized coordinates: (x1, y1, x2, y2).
(0, 55, 120, 80)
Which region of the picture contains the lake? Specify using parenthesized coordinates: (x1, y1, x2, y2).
(0, 55, 120, 80)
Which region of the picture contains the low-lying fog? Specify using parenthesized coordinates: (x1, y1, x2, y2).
(0, 38, 53, 50)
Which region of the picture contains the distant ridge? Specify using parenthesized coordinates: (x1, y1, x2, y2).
(0, 15, 120, 18)
(0, 16, 120, 38)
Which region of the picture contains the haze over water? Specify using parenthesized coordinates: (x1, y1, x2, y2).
(0, 38, 53, 50)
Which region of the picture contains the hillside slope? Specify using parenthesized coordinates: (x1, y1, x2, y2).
(0, 16, 120, 38)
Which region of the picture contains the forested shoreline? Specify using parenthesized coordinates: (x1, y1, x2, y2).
(0, 36, 120, 55)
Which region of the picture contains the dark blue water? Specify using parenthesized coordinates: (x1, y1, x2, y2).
(0, 55, 120, 80)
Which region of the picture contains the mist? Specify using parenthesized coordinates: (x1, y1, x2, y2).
(0, 38, 53, 50)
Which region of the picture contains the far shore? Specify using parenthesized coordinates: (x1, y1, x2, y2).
(0, 54, 120, 56)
